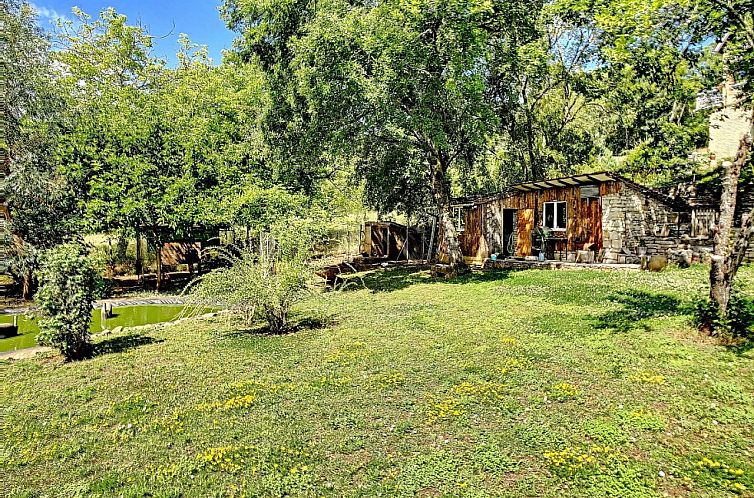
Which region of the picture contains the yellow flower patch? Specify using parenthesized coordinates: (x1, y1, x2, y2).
(371, 372, 405, 387)
(551, 382, 580, 400)
(147, 463, 180, 481)
(316, 375, 352, 388)
(198, 394, 255, 412)
(427, 397, 465, 423)
(197, 445, 255, 473)
(153, 410, 185, 434)
(629, 372, 666, 384)
(230, 379, 296, 395)
(452, 381, 507, 402)
(692, 457, 747, 493)
(496, 357, 528, 374)
(543, 445, 623, 475)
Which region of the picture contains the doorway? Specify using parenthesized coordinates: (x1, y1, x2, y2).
(502, 209, 516, 256)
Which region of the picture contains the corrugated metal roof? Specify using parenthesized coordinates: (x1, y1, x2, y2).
(451, 171, 690, 210)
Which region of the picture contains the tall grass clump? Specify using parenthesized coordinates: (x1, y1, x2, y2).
(186, 220, 323, 333)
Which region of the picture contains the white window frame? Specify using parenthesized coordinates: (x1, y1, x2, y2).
(543, 201, 567, 230)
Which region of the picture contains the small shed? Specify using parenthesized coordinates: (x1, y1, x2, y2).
(362, 221, 423, 260)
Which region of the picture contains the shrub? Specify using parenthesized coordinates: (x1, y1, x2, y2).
(694, 291, 754, 339)
(35, 243, 99, 361)
(186, 225, 317, 333)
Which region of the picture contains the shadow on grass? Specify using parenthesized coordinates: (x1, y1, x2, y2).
(595, 290, 692, 333)
(340, 266, 513, 293)
(222, 314, 337, 338)
(94, 333, 164, 356)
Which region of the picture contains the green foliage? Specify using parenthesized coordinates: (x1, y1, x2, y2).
(188, 218, 320, 333)
(231, 186, 307, 235)
(694, 291, 754, 340)
(187, 246, 313, 333)
(35, 244, 99, 361)
(1, 1, 81, 294)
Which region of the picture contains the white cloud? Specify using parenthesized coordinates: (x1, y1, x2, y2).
(29, 3, 71, 24)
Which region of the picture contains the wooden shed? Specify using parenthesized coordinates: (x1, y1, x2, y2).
(361, 221, 423, 260)
(446, 172, 696, 265)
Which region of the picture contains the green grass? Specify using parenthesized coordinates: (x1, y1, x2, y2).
(2, 265, 753, 497)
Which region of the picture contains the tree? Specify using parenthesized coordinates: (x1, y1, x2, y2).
(573, 0, 753, 330)
(224, 0, 542, 269)
(55, 9, 263, 290)
(1, 1, 81, 298)
(36, 243, 99, 361)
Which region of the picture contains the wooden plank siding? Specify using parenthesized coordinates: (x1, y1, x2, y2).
(458, 204, 488, 262)
(450, 180, 624, 261)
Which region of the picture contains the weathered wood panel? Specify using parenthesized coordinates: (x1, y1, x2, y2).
(363, 222, 423, 260)
(459, 204, 489, 262)
(516, 209, 534, 256)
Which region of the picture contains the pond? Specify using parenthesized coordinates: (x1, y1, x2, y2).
(0, 305, 198, 353)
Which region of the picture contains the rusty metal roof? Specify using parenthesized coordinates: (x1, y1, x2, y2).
(452, 171, 690, 210)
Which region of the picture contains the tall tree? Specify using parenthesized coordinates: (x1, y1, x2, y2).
(1, 1, 81, 298)
(575, 0, 753, 329)
(55, 10, 263, 290)
(224, 0, 541, 269)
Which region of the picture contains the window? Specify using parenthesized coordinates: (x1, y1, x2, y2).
(544, 201, 567, 230)
(453, 206, 466, 232)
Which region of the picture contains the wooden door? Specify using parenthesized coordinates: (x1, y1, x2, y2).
(516, 209, 534, 256)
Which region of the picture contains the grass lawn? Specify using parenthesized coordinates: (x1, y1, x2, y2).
(2, 266, 753, 497)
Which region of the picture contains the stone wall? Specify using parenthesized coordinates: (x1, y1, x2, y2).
(601, 186, 689, 264)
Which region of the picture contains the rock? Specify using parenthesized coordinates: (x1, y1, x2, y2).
(575, 250, 594, 264)
(111, 326, 124, 334)
(200, 312, 217, 320)
(642, 255, 668, 272)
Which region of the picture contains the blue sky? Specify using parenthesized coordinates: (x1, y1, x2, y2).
(30, 1, 237, 65)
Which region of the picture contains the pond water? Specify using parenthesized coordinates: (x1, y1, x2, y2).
(0, 305, 197, 353)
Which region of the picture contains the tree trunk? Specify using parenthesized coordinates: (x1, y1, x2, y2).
(429, 155, 466, 270)
(22, 270, 32, 300)
(708, 133, 752, 329)
(135, 230, 143, 277)
(155, 243, 163, 292)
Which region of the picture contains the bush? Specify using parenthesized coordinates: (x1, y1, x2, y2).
(35, 243, 99, 361)
(694, 291, 754, 340)
(186, 241, 315, 334)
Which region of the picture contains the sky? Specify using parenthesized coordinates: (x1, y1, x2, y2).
(30, 0, 237, 66)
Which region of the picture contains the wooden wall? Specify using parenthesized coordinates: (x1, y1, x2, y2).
(454, 181, 623, 260)
(363, 222, 423, 260)
(459, 205, 488, 261)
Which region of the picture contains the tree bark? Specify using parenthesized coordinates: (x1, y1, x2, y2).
(22, 270, 32, 300)
(155, 243, 163, 292)
(135, 229, 143, 277)
(429, 154, 467, 270)
(709, 133, 752, 327)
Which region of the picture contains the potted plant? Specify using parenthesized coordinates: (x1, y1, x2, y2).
(533, 225, 552, 261)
